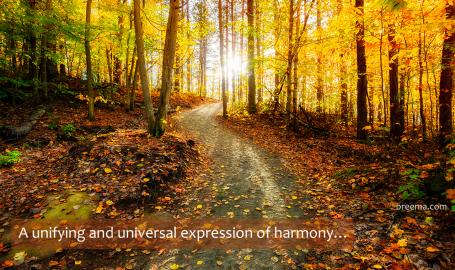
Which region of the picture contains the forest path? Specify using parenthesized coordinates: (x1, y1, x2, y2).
(146, 103, 307, 269)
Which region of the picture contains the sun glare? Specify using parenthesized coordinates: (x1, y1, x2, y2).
(225, 55, 245, 74)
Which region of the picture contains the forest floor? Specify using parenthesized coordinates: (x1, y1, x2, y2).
(219, 108, 455, 269)
(0, 100, 454, 269)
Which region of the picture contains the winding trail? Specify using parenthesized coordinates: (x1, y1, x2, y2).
(147, 103, 306, 269)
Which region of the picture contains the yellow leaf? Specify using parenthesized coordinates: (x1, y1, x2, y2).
(143, 178, 150, 183)
(106, 200, 114, 206)
(244, 255, 252, 261)
(372, 264, 382, 269)
(75, 260, 82, 265)
(170, 264, 179, 270)
(196, 204, 203, 209)
(397, 238, 407, 247)
(104, 168, 112, 174)
(196, 260, 204, 265)
(291, 196, 298, 200)
(95, 204, 103, 213)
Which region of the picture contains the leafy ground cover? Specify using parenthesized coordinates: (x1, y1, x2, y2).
(220, 112, 455, 269)
(0, 93, 211, 269)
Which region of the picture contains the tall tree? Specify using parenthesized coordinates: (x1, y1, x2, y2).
(338, 0, 348, 126)
(247, 0, 256, 113)
(355, 0, 368, 140)
(231, 0, 237, 103)
(316, 0, 323, 113)
(292, 0, 300, 122)
(114, 0, 125, 86)
(388, 23, 402, 141)
(256, 0, 263, 103)
(383, 0, 406, 141)
(85, 0, 95, 120)
(439, 0, 455, 146)
(133, 0, 155, 132)
(155, 0, 180, 136)
(286, 0, 294, 118)
(273, 0, 281, 109)
(186, 0, 192, 93)
(218, 0, 228, 117)
(418, 26, 427, 139)
(197, 0, 208, 97)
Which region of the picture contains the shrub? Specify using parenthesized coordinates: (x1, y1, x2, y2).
(398, 168, 425, 200)
(0, 150, 21, 166)
(61, 123, 76, 137)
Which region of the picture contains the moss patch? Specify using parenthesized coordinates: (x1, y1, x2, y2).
(43, 191, 94, 220)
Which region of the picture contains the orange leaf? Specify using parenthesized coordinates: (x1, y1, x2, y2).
(447, 189, 455, 200)
(426, 246, 440, 252)
(419, 171, 429, 179)
(1, 260, 14, 268)
(48, 260, 60, 267)
(404, 217, 417, 225)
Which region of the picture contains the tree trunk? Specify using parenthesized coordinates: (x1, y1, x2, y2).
(174, 5, 181, 94)
(114, 1, 124, 86)
(225, 3, 229, 102)
(355, 0, 368, 140)
(85, 0, 95, 120)
(154, 0, 180, 136)
(273, 0, 280, 109)
(231, 0, 237, 103)
(106, 47, 113, 84)
(388, 23, 402, 141)
(439, 1, 455, 146)
(379, 9, 387, 126)
(316, 0, 323, 112)
(338, 0, 348, 126)
(247, 0, 256, 114)
(130, 59, 139, 111)
(218, 0, 228, 117)
(286, 0, 294, 119)
(186, 2, 191, 93)
(198, 0, 208, 98)
(418, 29, 427, 139)
(292, 0, 300, 125)
(239, 0, 246, 102)
(133, 0, 155, 132)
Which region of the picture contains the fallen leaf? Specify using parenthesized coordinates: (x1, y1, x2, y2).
(397, 239, 407, 247)
(426, 246, 440, 252)
(1, 260, 14, 268)
(13, 251, 26, 265)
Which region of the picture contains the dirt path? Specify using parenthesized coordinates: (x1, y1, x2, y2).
(146, 103, 307, 269)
